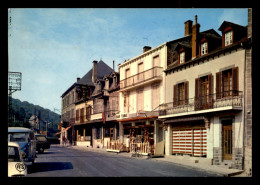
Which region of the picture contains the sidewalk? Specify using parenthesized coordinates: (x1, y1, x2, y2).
(69, 145, 244, 177)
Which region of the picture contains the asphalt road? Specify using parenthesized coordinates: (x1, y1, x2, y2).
(26, 145, 219, 177)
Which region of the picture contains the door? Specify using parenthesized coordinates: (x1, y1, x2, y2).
(222, 124, 232, 160)
(110, 128, 114, 141)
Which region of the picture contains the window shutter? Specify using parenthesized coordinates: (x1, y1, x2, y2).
(208, 74, 213, 108)
(173, 84, 178, 106)
(76, 110, 79, 121)
(232, 67, 239, 96)
(216, 72, 221, 99)
(184, 81, 189, 105)
(195, 78, 200, 110)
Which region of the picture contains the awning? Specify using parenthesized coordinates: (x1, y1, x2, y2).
(163, 116, 206, 124)
(120, 116, 158, 122)
(61, 126, 72, 132)
(55, 132, 61, 135)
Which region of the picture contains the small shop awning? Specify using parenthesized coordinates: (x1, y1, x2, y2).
(61, 126, 72, 132)
(55, 132, 61, 135)
(163, 116, 206, 124)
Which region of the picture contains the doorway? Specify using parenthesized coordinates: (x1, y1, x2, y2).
(222, 119, 233, 160)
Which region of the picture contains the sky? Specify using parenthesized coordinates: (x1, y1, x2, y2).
(8, 8, 248, 113)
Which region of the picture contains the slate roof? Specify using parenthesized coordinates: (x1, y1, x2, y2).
(76, 60, 114, 86)
(61, 60, 113, 97)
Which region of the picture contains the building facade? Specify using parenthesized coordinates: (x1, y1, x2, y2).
(158, 15, 252, 170)
(117, 45, 167, 155)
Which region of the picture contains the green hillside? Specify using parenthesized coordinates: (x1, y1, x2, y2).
(9, 97, 60, 131)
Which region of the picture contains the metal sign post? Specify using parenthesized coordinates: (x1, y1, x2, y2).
(8, 72, 22, 126)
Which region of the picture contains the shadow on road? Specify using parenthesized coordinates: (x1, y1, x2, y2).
(28, 162, 73, 174)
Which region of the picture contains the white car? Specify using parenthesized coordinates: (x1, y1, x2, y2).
(8, 142, 27, 177)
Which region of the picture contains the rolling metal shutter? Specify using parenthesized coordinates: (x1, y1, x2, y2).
(172, 127, 207, 157)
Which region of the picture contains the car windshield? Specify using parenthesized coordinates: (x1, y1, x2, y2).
(8, 133, 28, 142)
(36, 136, 47, 142)
(8, 146, 21, 162)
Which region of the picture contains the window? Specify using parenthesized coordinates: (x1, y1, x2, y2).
(225, 31, 233, 46)
(125, 68, 131, 87)
(76, 109, 79, 121)
(138, 63, 144, 81)
(152, 84, 160, 110)
(124, 91, 130, 113)
(179, 51, 185, 64)
(153, 55, 159, 67)
(195, 74, 213, 110)
(222, 69, 233, 97)
(178, 83, 185, 105)
(173, 82, 189, 106)
(201, 42, 208, 55)
(216, 67, 239, 98)
(137, 89, 144, 112)
(8, 146, 21, 162)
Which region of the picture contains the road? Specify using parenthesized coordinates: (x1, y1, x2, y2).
(26, 145, 220, 177)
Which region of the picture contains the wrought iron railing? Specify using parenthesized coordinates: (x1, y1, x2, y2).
(120, 66, 163, 89)
(159, 91, 243, 116)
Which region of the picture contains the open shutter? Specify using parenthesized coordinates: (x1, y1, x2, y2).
(208, 74, 213, 108)
(195, 78, 200, 110)
(173, 84, 178, 106)
(216, 72, 221, 99)
(184, 81, 189, 105)
(232, 67, 239, 96)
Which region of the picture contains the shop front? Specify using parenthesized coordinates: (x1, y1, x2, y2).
(163, 116, 210, 158)
(120, 118, 156, 155)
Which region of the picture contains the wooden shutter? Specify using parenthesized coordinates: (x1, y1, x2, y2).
(208, 74, 213, 108)
(184, 81, 189, 105)
(173, 84, 178, 106)
(232, 67, 239, 96)
(195, 78, 200, 110)
(216, 72, 221, 99)
(76, 109, 79, 121)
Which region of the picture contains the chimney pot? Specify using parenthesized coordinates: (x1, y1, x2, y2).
(184, 20, 193, 36)
(195, 15, 198, 24)
(143, 46, 152, 53)
(77, 77, 80, 82)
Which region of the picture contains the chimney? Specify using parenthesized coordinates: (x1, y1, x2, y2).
(184, 20, 193, 36)
(113, 60, 115, 71)
(143, 46, 152, 53)
(77, 77, 80, 82)
(92, 60, 98, 83)
(192, 15, 200, 59)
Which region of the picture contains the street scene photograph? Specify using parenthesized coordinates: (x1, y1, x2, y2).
(8, 8, 252, 178)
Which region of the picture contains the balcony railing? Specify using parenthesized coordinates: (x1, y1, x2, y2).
(120, 66, 163, 89)
(159, 91, 243, 116)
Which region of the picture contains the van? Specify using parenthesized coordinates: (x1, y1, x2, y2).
(8, 127, 37, 166)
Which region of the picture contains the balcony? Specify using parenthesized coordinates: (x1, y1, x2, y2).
(120, 66, 163, 91)
(159, 91, 243, 118)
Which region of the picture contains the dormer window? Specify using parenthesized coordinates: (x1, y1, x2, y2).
(225, 30, 233, 46)
(179, 51, 185, 64)
(201, 42, 208, 56)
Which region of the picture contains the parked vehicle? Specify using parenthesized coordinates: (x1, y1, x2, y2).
(35, 134, 50, 153)
(8, 142, 27, 177)
(8, 127, 37, 166)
